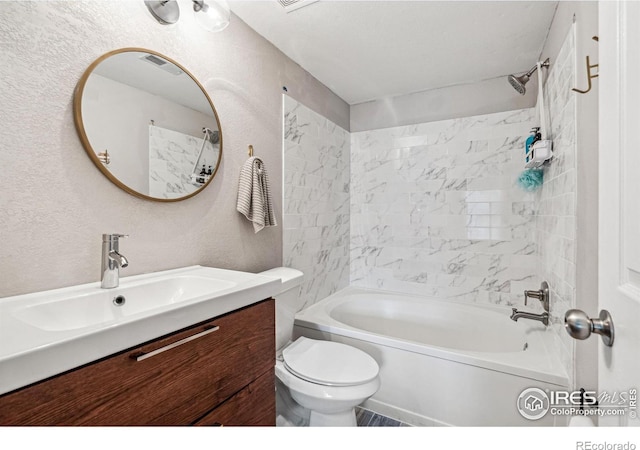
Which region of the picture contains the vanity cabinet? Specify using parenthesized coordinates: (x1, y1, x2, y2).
(0, 299, 275, 426)
(194, 370, 275, 426)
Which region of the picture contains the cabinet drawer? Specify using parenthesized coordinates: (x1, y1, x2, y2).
(0, 299, 274, 425)
(194, 369, 275, 426)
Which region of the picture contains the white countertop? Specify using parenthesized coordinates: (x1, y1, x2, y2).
(0, 265, 281, 395)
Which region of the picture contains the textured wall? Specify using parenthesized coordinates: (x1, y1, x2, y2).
(0, 1, 348, 297)
(350, 108, 539, 306)
(283, 96, 350, 310)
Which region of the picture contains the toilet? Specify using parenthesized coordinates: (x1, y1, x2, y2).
(260, 267, 380, 427)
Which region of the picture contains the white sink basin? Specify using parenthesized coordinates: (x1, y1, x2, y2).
(0, 265, 281, 395)
(13, 275, 237, 332)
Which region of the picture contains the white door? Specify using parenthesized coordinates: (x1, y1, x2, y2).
(598, 0, 640, 427)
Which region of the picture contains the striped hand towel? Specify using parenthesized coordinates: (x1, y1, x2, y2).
(236, 156, 277, 233)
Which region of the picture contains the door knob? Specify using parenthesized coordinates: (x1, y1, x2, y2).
(564, 309, 614, 347)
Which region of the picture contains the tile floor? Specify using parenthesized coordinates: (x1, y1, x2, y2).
(355, 407, 411, 427)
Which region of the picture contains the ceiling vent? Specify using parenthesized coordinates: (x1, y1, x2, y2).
(277, 0, 319, 13)
(140, 54, 183, 76)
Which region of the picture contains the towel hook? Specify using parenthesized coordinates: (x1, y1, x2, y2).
(248, 145, 254, 157)
(572, 55, 599, 94)
(572, 36, 599, 94)
(97, 149, 110, 165)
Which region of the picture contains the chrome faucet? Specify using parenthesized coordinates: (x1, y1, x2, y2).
(510, 281, 550, 326)
(101, 234, 129, 289)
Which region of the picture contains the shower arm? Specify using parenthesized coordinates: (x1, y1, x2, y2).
(524, 65, 538, 77)
(523, 58, 551, 77)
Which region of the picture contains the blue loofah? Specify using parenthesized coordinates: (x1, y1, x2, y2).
(517, 168, 544, 192)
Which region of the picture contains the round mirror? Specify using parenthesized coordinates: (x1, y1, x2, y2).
(73, 48, 222, 202)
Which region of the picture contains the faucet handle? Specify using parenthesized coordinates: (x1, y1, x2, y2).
(103, 233, 129, 241)
(523, 281, 550, 312)
(524, 289, 542, 305)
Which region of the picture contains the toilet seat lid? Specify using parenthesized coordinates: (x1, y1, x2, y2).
(282, 337, 379, 387)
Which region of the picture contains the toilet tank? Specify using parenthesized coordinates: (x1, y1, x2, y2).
(259, 267, 304, 352)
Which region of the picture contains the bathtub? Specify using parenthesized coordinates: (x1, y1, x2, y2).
(293, 287, 569, 426)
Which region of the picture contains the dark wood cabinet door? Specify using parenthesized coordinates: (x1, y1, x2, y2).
(194, 369, 275, 426)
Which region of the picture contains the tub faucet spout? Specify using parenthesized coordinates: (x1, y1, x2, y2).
(510, 308, 549, 326)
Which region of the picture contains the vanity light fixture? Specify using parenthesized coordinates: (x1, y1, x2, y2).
(144, 0, 180, 25)
(192, 0, 231, 32)
(144, 0, 230, 32)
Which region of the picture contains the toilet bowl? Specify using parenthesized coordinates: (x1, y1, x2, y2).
(259, 267, 380, 427)
(276, 337, 380, 426)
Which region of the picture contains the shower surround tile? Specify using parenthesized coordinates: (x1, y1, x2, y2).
(536, 27, 577, 384)
(350, 108, 539, 306)
(347, 29, 577, 386)
(283, 96, 351, 310)
(148, 125, 219, 199)
(283, 35, 577, 386)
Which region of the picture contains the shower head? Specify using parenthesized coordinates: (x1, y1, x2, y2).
(508, 73, 530, 95)
(202, 127, 220, 144)
(508, 58, 550, 95)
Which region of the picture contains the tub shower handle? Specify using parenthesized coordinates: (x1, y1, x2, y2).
(524, 281, 550, 312)
(524, 290, 543, 301)
(564, 309, 614, 347)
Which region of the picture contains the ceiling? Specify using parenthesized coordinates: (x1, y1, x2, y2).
(94, 51, 214, 116)
(228, 1, 559, 105)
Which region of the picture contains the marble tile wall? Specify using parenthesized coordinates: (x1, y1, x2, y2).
(535, 27, 577, 381)
(282, 33, 577, 384)
(350, 109, 539, 306)
(283, 96, 351, 310)
(148, 125, 219, 199)
(347, 29, 577, 384)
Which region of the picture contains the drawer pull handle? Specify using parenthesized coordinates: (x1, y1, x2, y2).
(133, 325, 220, 362)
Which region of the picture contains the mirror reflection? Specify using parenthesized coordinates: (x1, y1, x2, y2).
(74, 48, 222, 201)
